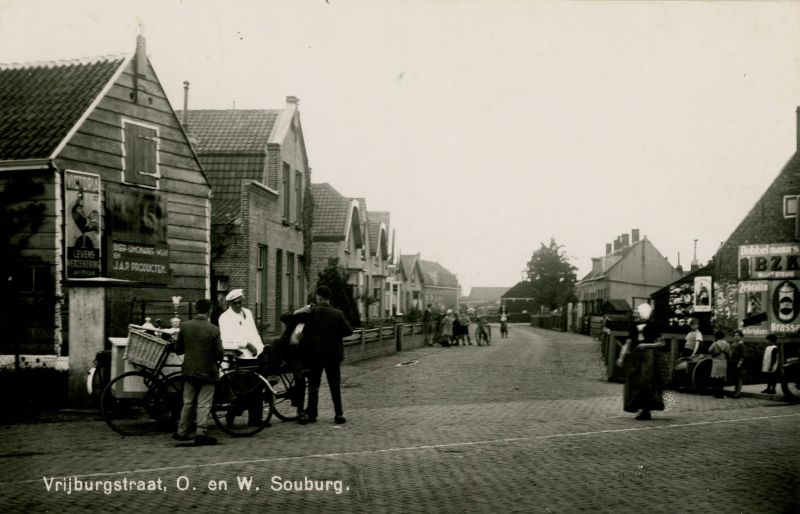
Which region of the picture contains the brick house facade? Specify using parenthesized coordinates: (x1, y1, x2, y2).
(185, 97, 309, 335)
(308, 183, 365, 304)
(710, 106, 800, 338)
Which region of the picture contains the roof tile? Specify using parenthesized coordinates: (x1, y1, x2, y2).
(183, 110, 280, 154)
(0, 57, 125, 161)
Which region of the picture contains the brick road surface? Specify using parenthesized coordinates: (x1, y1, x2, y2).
(1, 325, 798, 513)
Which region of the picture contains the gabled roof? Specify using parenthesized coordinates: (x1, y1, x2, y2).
(310, 183, 362, 246)
(578, 240, 644, 283)
(713, 151, 800, 279)
(398, 254, 420, 282)
(353, 198, 368, 226)
(183, 110, 280, 154)
(311, 183, 349, 240)
(0, 56, 128, 162)
(468, 287, 510, 302)
(418, 259, 458, 288)
(368, 211, 390, 257)
(502, 281, 536, 299)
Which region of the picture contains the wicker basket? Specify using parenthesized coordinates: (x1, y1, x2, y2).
(125, 326, 170, 370)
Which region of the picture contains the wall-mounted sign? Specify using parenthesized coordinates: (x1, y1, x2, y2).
(65, 170, 101, 278)
(693, 276, 712, 313)
(738, 279, 800, 336)
(738, 243, 800, 280)
(105, 183, 170, 284)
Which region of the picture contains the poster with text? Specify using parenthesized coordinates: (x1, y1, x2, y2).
(65, 170, 101, 278)
(105, 183, 170, 284)
(738, 281, 769, 336)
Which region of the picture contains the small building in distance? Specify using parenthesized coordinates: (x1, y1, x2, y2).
(500, 281, 536, 314)
(575, 229, 683, 332)
(462, 286, 510, 311)
(396, 253, 459, 314)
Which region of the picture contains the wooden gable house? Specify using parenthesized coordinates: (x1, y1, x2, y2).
(0, 36, 211, 399)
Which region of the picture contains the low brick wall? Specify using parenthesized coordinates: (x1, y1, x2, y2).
(343, 323, 425, 364)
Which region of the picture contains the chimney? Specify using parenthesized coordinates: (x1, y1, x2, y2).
(621, 233, 630, 247)
(136, 35, 147, 70)
(632, 229, 640, 243)
(182, 81, 190, 129)
(132, 35, 147, 104)
(613, 238, 620, 252)
(605, 243, 612, 255)
(286, 95, 299, 106)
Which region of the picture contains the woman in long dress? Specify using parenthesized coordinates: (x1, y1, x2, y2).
(616, 303, 665, 420)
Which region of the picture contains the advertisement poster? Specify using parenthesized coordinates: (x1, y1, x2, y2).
(739, 279, 800, 336)
(738, 243, 800, 280)
(64, 170, 101, 278)
(772, 279, 800, 334)
(693, 276, 712, 313)
(105, 183, 170, 284)
(738, 281, 769, 336)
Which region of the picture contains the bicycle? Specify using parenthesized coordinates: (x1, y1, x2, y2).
(100, 325, 185, 436)
(210, 349, 301, 437)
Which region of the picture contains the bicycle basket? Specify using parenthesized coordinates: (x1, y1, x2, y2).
(125, 326, 170, 370)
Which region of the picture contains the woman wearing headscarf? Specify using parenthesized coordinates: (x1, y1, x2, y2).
(616, 302, 666, 420)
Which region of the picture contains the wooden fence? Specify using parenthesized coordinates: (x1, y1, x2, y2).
(342, 323, 425, 364)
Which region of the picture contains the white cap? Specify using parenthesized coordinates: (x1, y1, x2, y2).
(226, 289, 244, 302)
(635, 303, 653, 320)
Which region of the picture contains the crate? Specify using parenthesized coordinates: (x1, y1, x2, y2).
(124, 326, 170, 370)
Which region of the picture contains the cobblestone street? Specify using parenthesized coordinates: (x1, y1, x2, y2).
(1, 326, 798, 513)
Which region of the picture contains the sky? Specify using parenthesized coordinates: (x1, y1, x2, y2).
(1, 0, 799, 294)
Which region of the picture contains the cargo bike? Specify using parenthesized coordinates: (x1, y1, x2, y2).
(99, 325, 301, 437)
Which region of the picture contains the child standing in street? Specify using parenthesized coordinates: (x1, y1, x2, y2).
(729, 329, 745, 398)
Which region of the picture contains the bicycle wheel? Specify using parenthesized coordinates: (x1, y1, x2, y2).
(266, 370, 299, 422)
(691, 358, 712, 393)
(101, 371, 172, 436)
(211, 369, 272, 437)
(780, 361, 800, 403)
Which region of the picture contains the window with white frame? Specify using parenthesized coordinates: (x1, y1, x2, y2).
(784, 195, 799, 218)
(122, 120, 159, 188)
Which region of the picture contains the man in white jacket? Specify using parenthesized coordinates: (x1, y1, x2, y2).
(218, 289, 265, 427)
(218, 289, 264, 360)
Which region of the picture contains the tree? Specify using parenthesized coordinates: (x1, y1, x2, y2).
(316, 258, 360, 328)
(526, 238, 578, 311)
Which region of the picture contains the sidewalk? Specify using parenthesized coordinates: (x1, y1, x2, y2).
(723, 383, 791, 401)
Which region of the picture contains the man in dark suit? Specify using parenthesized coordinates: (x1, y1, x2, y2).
(303, 285, 353, 424)
(174, 298, 223, 445)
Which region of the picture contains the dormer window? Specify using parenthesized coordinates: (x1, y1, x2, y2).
(122, 120, 159, 188)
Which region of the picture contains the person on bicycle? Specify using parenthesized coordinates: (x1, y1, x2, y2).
(174, 298, 223, 445)
(219, 289, 266, 427)
(277, 297, 314, 424)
